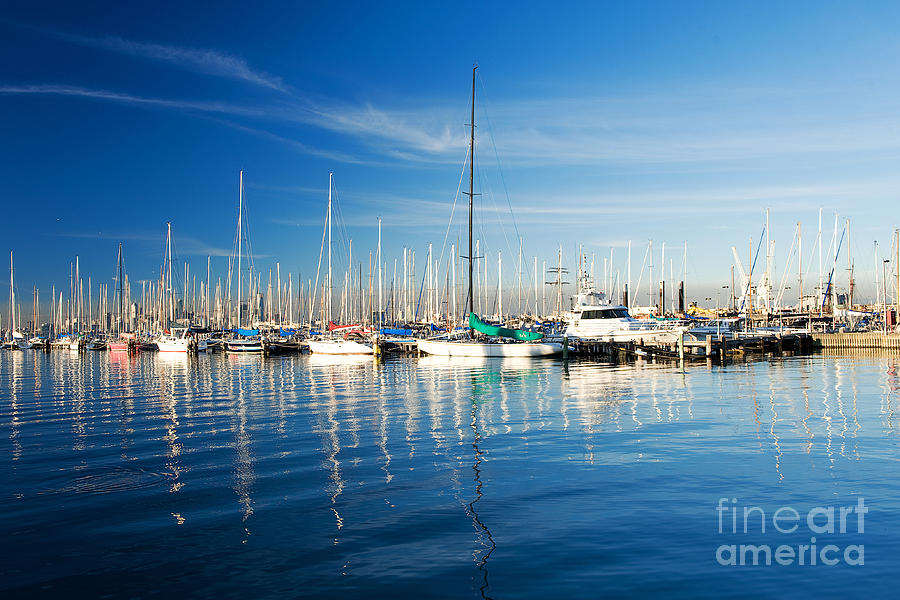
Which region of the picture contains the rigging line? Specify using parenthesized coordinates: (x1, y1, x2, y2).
(414, 247, 430, 321)
(738, 226, 767, 312)
(433, 77, 479, 280)
(633, 242, 650, 308)
(775, 227, 799, 308)
(308, 199, 329, 326)
(480, 141, 513, 255)
(478, 73, 535, 290)
(749, 226, 766, 275)
(477, 73, 523, 247)
(435, 142, 470, 278)
(799, 222, 821, 296)
(821, 227, 846, 308)
(330, 177, 353, 264)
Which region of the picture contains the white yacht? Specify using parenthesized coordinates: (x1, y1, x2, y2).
(417, 336, 562, 358)
(225, 337, 265, 353)
(308, 338, 374, 355)
(156, 328, 193, 353)
(565, 287, 684, 343)
(2, 331, 32, 350)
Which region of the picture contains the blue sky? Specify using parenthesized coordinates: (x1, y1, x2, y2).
(3, 1, 900, 308)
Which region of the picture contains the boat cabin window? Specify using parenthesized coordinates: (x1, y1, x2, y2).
(581, 309, 629, 319)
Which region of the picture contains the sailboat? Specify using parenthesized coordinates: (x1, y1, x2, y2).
(307, 172, 375, 356)
(226, 170, 265, 354)
(416, 67, 563, 358)
(108, 243, 131, 351)
(154, 224, 193, 353)
(4, 252, 32, 350)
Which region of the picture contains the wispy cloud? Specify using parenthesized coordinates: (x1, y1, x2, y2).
(176, 235, 239, 258)
(300, 103, 466, 156)
(0, 85, 368, 163)
(211, 119, 368, 164)
(0, 84, 263, 116)
(13, 25, 900, 171)
(55, 31, 287, 92)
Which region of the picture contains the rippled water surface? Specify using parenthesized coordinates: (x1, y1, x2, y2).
(3, 351, 900, 598)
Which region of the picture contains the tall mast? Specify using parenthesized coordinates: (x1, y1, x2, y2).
(498, 251, 503, 323)
(168, 224, 174, 326)
(9, 251, 15, 334)
(846, 218, 852, 310)
(203, 256, 210, 327)
(765, 208, 770, 315)
(682, 241, 687, 313)
(817, 208, 823, 314)
(237, 170, 243, 328)
(626, 240, 632, 309)
(348, 240, 352, 323)
(467, 65, 477, 336)
(377, 217, 382, 329)
(895, 228, 899, 322)
(116, 243, 123, 335)
(327, 171, 333, 326)
(798, 223, 802, 311)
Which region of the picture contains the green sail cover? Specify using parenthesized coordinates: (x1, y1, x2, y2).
(469, 313, 544, 341)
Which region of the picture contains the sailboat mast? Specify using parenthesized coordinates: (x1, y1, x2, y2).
(9, 251, 15, 334)
(237, 170, 243, 328)
(328, 171, 333, 326)
(377, 217, 382, 329)
(467, 65, 476, 336)
(116, 243, 123, 335)
(798, 223, 803, 311)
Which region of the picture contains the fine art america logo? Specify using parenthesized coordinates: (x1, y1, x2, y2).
(715, 497, 866, 566)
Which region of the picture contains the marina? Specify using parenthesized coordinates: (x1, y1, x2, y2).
(8, 2, 900, 598)
(4, 60, 900, 598)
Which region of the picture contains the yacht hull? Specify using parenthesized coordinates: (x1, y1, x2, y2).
(157, 340, 191, 352)
(416, 339, 563, 357)
(308, 339, 374, 355)
(225, 339, 265, 353)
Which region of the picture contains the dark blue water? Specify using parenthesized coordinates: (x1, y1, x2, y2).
(2, 351, 900, 598)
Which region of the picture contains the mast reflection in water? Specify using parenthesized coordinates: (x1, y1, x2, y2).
(2, 352, 900, 598)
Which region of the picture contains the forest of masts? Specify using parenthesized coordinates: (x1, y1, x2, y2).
(6, 208, 900, 337)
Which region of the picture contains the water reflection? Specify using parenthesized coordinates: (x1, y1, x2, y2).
(468, 389, 495, 600)
(5, 351, 900, 594)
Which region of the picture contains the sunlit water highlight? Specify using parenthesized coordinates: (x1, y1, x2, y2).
(2, 351, 900, 598)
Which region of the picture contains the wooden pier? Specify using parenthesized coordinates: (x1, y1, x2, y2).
(570, 332, 814, 362)
(811, 332, 900, 350)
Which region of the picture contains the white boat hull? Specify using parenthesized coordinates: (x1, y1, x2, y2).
(156, 328, 193, 353)
(225, 339, 265, 353)
(3, 340, 32, 350)
(308, 339, 374, 355)
(157, 340, 191, 352)
(416, 338, 563, 357)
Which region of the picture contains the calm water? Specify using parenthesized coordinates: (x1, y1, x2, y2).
(2, 350, 900, 598)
